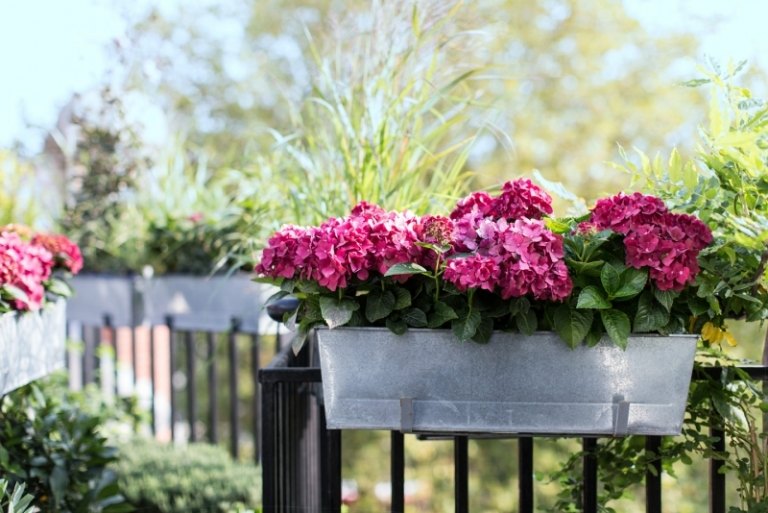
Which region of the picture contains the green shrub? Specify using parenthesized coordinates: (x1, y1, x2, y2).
(114, 438, 261, 513)
(0, 479, 35, 513)
(0, 377, 130, 512)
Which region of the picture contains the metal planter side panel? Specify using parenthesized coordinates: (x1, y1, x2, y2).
(1, 300, 67, 395)
(144, 275, 265, 333)
(68, 275, 135, 326)
(317, 328, 697, 436)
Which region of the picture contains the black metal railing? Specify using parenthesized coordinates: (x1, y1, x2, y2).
(66, 315, 282, 463)
(259, 345, 767, 513)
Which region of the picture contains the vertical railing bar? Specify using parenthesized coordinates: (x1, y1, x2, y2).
(710, 426, 726, 513)
(229, 317, 241, 459)
(109, 316, 118, 394)
(391, 431, 405, 513)
(207, 331, 218, 444)
(185, 330, 197, 443)
(325, 428, 342, 512)
(130, 323, 137, 389)
(101, 315, 115, 389)
(455, 435, 469, 513)
(167, 315, 176, 443)
(251, 333, 261, 463)
(519, 437, 534, 513)
(149, 325, 156, 436)
(80, 323, 87, 386)
(645, 436, 662, 513)
(82, 324, 95, 385)
(582, 437, 598, 513)
(261, 380, 276, 512)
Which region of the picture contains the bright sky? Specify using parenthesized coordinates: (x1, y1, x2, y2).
(1, 0, 767, 151)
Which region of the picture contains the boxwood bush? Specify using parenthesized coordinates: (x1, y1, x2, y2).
(114, 438, 261, 513)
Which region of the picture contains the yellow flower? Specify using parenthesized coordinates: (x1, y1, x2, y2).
(701, 322, 737, 347)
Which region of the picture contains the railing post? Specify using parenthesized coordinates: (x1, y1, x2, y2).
(710, 426, 726, 513)
(207, 332, 219, 444)
(167, 315, 176, 443)
(455, 436, 469, 513)
(185, 331, 197, 442)
(251, 332, 260, 463)
(228, 317, 241, 459)
(645, 436, 662, 513)
(261, 379, 276, 512)
(582, 437, 598, 513)
(391, 431, 405, 513)
(519, 437, 534, 513)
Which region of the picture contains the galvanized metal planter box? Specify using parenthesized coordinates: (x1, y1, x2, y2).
(316, 328, 697, 436)
(0, 300, 67, 395)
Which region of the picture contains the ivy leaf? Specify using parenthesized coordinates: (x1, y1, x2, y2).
(392, 287, 412, 310)
(600, 263, 622, 297)
(553, 304, 594, 348)
(386, 316, 408, 335)
(365, 289, 396, 322)
(472, 318, 494, 343)
(401, 307, 428, 328)
(452, 310, 482, 342)
(384, 262, 429, 277)
(319, 296, 359, 329)
(613, 268, 648, 300)
(576, 286, 611, 309)
(427, 301, 459, 328)
(600, 309, 631, 349)
(515, 309, 538, 335)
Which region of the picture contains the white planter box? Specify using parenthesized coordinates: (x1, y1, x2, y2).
(317, 328, 697, 436)
(0, 300, 67, 395)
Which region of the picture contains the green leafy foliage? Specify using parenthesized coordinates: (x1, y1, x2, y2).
(0, 375, 136, 513)
(113, 438, 261, 513)
(0, 480, 35, 513)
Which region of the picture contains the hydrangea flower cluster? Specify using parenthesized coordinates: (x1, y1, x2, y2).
(587, 192, 712, 291)
(256, 207, 425, 291)
(257, 179, 573, 301)
(446, 179, 572, 301)
(0, 227, 82, 311)
(32, 233, 84, 274)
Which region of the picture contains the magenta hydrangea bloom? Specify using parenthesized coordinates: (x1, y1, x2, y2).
(444, 255, 501, 293)
(32, 233, 84, 274)
(590, 192, 667, 234)
(450, 191, 495, 220)
(0, 232, 54, 310)
(493, 179, 553, 220)
(587, 193, 712, 291)
(444, 218, 573, 301)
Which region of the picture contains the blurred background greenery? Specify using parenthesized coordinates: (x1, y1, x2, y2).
(3, 0, 768, 511)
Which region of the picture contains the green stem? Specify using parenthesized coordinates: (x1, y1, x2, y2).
(433, 253, 442, 302)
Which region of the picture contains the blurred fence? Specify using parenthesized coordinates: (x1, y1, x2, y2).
(65, 274, 280, 463)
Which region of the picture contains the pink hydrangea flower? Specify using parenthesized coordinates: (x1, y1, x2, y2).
(32, 233, 83, 274)
(450, 191, 495, 220)
(587, 193, 712, 291)
(590, 192, 667, 234)
(493, 179, 553, 220)
(444, 255, 501, 292)
(0, 232, 54, 310)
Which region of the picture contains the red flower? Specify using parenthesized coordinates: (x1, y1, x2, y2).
(31, 233, 83, 274)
